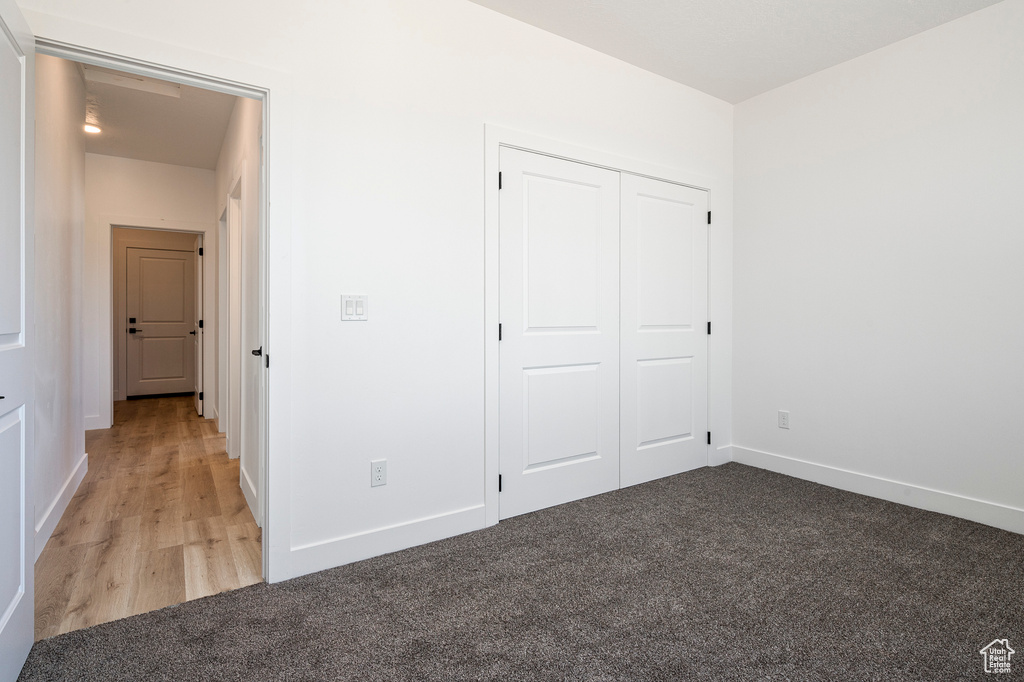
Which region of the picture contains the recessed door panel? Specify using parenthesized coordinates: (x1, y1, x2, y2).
(127, 247, 196, 396)
(526, 177, 600, 330)
(139, 337, 187, 381)
(139, 257, 186, 322)
(638, 197, 693, 329)
(525, 364, 599, 469)
(0, 22, 21, 336)
(499, 148, 619, 519)
(637, 358, 693, 447)
(621, 174, 708, 487)
(0, 411, 24, 629)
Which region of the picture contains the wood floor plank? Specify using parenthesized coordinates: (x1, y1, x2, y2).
(182, 464, 221, 521)
(140, 484, 184, 552)
(106, 477, 148, 520)
(47, 483, 115, 549)
(61, 517, 142, 633)
(178, 421, 210, 465)
(183, 516, 240, 600)
(35, 396, 262, 640)
(226, 522, 263, 588)
(34, 543, 89, 640)
(129, 545, 186, 614)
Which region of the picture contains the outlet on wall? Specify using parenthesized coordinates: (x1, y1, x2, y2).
(371, 459, 387, 487)
(778, 410, 790, 429)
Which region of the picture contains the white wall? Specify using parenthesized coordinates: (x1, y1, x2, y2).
(21, 0, 735, 580)
(734, 1, 1024, 532)
(83, 154, 217, 427)
(33, 53, 86, 558)
(214, 96, 262, 519)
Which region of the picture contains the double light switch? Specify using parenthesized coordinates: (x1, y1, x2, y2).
(341, 294, 368, 321)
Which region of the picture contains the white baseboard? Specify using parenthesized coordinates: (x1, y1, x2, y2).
(240, 464, 260, 527)
(34, 452, 88, 562)
(733, 446, 1024, 535)
(288, 505, 486, 581)
(709, 444, 732, 467)
(207, 404, 219, 429)
(83, 415, 109, 431)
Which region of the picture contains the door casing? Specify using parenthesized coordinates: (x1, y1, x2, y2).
(36, 38, 275, 581)
(112, 227, 202, 402)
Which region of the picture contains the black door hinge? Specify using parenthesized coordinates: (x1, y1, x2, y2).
(198, 247, 203, 256)
(707, 321, 711, 335)
(498, 172, 502, 190)
(199, 392, 204, 400)
(265, 354, 270, 369)
(198, 319, 204, 329)
(707, 211, 712, 225)
(707, 432, 712, 445)
(498, 323, 502, 341)
(498, 474, 502, 492)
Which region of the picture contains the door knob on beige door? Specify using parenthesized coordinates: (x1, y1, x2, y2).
(251, 346, 263, 357)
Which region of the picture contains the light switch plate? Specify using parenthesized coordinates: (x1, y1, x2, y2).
(341, 294, 368, 321)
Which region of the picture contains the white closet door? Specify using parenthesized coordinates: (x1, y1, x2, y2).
(498, 147, 620, 519)
(620, 173, 708, 487)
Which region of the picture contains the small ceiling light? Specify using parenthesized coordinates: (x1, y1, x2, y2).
(84, 123, 102, 134)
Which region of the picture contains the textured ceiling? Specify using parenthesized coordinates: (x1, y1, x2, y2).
(467, 0, 1005, 103)
(78, 62, 238, 170)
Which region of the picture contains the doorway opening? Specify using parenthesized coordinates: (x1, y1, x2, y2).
(32, 45, 270, 639)
(112, 227, 204, 407)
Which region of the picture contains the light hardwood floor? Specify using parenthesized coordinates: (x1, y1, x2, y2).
(34, 396, 262, 640)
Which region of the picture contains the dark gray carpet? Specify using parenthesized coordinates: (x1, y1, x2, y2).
(20, 463, 1024, 681)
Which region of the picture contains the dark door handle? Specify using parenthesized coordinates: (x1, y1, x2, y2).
(252, 346, 263, 357)
(189, 331, 197, 335)
(129, 328, 138, 334)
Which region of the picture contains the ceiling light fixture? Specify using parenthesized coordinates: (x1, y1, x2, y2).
(84, 124, 102, 134)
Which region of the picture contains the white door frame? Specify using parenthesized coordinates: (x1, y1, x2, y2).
(35, 38, 276, 581)
(484, 124, 716, 527)
(221, 180, 243, 462)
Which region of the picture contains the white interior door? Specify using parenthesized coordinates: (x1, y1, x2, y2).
(0, 1, 34, 677)
(498, 147, 620, 519)
(620, 174, 709, 487)
(194, 239, 204, 415)
(126, 247, 196, 396)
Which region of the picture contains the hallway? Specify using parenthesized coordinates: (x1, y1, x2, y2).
(34, 397, 262, 640)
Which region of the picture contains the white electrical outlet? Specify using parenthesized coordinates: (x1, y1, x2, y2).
(371, 459, 387, 487)
(778, 410, 790, 429)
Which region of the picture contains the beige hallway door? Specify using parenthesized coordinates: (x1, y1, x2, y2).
(126, 247, 197, 396)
